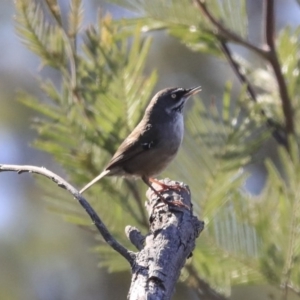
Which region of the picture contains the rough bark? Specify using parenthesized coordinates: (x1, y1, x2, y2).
(126, 178, 204, 300)
(0, 165, 205, 299)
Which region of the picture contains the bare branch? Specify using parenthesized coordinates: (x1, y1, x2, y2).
(194, 0, 290, 147)
(264, 0, 275, 51)
(220, 41, 288, 146)
(0, 164, 135, 265)
(125, 226, 145, 251)
(220, 41, 257, 102)
(128, 179, 204, 300)
(263, 0, 294, 138)
(193, 0, 268, 58)
(1, 165, 211, 298)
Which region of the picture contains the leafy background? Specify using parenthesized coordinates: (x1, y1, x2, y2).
(1, 0, 300, 299)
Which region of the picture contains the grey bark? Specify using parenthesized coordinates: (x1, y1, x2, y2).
(0, 165, 206, 299)
(126, 178, 204, 300)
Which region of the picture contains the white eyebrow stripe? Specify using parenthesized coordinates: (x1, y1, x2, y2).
(172, 88, 184, 93)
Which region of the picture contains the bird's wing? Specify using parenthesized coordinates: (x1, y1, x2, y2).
(80, 122, 159, 193)
(105, 122, 159, 171)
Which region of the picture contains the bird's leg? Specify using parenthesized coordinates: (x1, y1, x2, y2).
(142, 176, 164, 199)
(142, 176, 190, 209)
(149, 177, 189, 194)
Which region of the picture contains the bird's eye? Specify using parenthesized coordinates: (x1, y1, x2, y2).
(171, 94, 177, 99)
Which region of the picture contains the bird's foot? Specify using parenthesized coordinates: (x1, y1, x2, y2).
(149, 177, 190, 194)
(162, 196, 190, 210)
(149, 178, 190, 210)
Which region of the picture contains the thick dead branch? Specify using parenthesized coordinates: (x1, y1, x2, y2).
(126, 179, 204, 300)
(0, 165, 210, 299)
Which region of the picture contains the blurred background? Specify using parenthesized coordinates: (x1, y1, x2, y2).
(1, 0, 300, 299)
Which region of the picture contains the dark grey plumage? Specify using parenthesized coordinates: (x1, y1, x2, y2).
(80, 86, 201, 194)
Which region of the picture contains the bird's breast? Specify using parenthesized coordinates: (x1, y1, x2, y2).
(142, 116, 184, 176)
(161, 115, 184, 150)
(121, 115, 184, 178)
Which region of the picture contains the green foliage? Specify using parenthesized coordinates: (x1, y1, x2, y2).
(277, 26, 300, 136)
(113, 0, 223, 56)
(15, 0, 156, 271)
(244, 139, 300, 291)
(113, 0, 247, 56)
(174, 84, 265, 217)
(167, 84, 268, 294)
(15, 0, 65, 69)
(14, 0, 300, 298)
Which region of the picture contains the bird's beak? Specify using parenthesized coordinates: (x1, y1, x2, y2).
(184, 86, 202, 98)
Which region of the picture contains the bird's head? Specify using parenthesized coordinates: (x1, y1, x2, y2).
(147, 86, 201, 117)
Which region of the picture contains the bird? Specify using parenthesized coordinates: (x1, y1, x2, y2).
(80, 86, 201, 207)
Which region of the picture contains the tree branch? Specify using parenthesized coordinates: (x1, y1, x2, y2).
(1, 165, 213, 298)
(125, 226, 145, 251)
(219, 41, 257, 102)
(193, 0, 268, 58)
(264, 0, 275, 51)
(0, 164, 135, 265)
(127, 179, 204, 300)
(263, 0, 294, 138)
(194, 0, 290, 147)
(220, 41, 288, 146)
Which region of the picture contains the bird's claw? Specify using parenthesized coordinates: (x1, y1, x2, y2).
(156, 189, 190, 210)
(149, 178, 189, 194)
(146, 177, 190, 210)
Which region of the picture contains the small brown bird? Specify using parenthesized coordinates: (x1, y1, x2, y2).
(80, 86, 201, 206)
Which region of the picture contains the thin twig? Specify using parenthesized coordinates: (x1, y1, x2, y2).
(193, 0, 268, 59)
(219, 41, 257, 102)
(220, 41, 288, 146)
(264, 0, 275, 51)
(263, 0, 294, 137)
(194, 0, 289, 146)
(0, 164, 135, 265)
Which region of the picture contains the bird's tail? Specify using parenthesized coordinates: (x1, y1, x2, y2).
(80, 169, 110, 194)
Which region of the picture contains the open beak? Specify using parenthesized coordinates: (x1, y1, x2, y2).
(184, 86, 202, 98)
